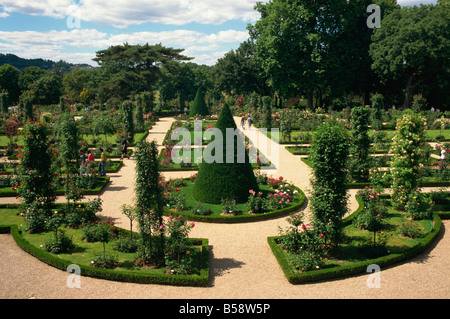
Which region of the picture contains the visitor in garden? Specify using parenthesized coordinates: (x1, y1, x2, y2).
(241, 115, 246, 130)
(121, 136, 129, 159)
(247, 115, 253, 129)
(87, 150, 95, 169)
(441, 147, 446, 164)
(79, 149, 88, 177)
(99, 148, 107, 176)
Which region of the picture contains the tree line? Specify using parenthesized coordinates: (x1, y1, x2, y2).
(0, 0, 448, 112)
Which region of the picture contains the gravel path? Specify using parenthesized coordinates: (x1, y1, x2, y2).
(0, 117, 449, 299)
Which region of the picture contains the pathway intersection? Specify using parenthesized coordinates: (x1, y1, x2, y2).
(0, 117, 449, 299)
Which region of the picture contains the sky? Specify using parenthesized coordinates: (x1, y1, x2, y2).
(0, 0, 439, 67)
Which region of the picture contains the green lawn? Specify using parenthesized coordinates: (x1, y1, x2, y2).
(0, 209, 204, 277)
(265, 129, 450, 144)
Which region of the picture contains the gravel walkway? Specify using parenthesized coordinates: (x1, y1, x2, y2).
(0, 117, 449, 299)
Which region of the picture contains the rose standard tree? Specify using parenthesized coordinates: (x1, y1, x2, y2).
(15, 121, 57, 233)
(134, 140, 166, 267)
(389, 113, 428, 210)
(309, 121, 349, 251)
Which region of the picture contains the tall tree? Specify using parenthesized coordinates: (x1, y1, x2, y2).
(0, 64, 20, 103)
(248, 0, 397, 108)
(370, 0, 450, 109)
(93, 43, 193, 96)
(214, 40, 270, 96)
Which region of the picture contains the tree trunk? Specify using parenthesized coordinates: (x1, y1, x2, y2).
(307, 91, 314, 109)
(403, 70, 418, 109)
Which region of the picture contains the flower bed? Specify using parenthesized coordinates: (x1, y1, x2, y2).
(163, 175, 306, 223)
(268, 195, 443, 284)
(0, 207, 210, 286)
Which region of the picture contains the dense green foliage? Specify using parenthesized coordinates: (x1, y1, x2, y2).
(189, 88, 210, 117)
(349, 107, 372, 182)
(370, 0, 450, 108)
(390, 113, 428, 209)
(193, 104, 259, 204)
(134, 140, 165, 266)
(309, 122, 349, 249)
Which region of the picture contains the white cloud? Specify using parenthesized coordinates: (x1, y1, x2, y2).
(0, 0, 261, 27)
(0, 28, 248, 66)
(398, 0, 437, 6)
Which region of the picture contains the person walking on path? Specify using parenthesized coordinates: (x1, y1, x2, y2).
(79, 149, 88, 177)
(241, 116, 246, 130)
(99, 148, 107, 176)
(87, 150, 95, 172)
(121, 136, 129, 159)
(247, 114, 253, 129)
(441, 146, 447, 164)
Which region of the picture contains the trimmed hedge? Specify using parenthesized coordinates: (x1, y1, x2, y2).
(4, 224, 209, 287)
(268, 200, 444, 284)
(189, 88, 210, 117)
(193, 104, 259, 204)
(167, 187, 306, 223)
(0, 176, 110, 197)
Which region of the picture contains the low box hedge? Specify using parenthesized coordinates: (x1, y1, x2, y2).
(268, 202, 443, 284)
(0, 176, 110, 197)
(166, 187, 306, 223)
(5, 224, 209, 287)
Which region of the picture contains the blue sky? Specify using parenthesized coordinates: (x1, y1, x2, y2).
(0, 0, 438, 67)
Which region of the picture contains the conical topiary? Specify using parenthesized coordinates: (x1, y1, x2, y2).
(192, 104, 259, 204)
(189, 87, 210, 117)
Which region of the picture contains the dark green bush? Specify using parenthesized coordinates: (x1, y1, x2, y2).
(189, 88, 210, 117)
(45, 230, 74, 254)
(193, 104, 258, 204)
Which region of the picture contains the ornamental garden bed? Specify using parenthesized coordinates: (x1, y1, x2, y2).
(158, 147, 272, 171)
(0, 176, 110, 197)
(268, 195, 444, 284)
(163, 175, 306, 223)
(300, 157, 450, 188)
(0, 160, 123, 175)
(264, 128, 450, 145)
(0, 206, 209, 286)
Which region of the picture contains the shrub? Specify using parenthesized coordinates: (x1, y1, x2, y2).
(189, 88, 209, 117)
(193, 104, 259, 204)
(288, 251, 325, 272)
(192, 204, 212, 216)
(23, 202, 47, 234)
(82, 218, 116, 243)
(45, 230, 74, 254)
(405, 192, 433, 220)
(114, 236, 138, 253)
(353, 205, 384, 231)
(349, 107, 372, 182)
(91, 253, 118, 269)
(248, 190, 266, 214)
(390, 114, 428, 210)
(398, 222, 423, 239)
(221, 198, 239, 215)
(166, 190, 189, 211)
(164, 215, 195, 275)
(309, 122, 349, 249)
